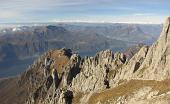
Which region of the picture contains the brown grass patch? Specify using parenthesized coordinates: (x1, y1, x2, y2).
(50, 50, 70, 74)
(152, 79, 170, 95)
(73, 92, 84, 104)
(88, 79, 170, 104)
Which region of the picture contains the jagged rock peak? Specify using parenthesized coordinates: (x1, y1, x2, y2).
(118, 17, 170, 80)
(163, 17, 170, 31)
(160, 17, 170, 39)
(19, 48, 130, 104)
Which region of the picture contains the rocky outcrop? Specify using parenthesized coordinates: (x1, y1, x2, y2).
(117, 17, 170, 80)
(16, 48, 127, 104)
(71, 50, 126, 93)
(89, 17, 170, 103)
(135, 17, 170, 80)
(18, 48, 73, 104)
(119, 45, 149, 80)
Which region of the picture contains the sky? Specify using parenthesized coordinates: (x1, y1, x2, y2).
(0, 0, 169, 24)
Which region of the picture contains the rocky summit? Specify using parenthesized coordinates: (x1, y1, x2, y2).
(1, 17, 170, 104)
(19, 48, 127, 104)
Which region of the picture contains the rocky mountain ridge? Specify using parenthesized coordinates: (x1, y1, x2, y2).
(19, 48, 127, 104)
(0, 18, 169, 104)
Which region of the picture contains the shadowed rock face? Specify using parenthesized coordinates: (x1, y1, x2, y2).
(63, 90, 73, 104)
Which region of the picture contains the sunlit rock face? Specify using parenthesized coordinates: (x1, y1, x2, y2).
(117, 17, 170, 81)
(20, 48, 127, 104)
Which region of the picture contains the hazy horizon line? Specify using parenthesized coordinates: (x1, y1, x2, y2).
(0, 21, 162, 25)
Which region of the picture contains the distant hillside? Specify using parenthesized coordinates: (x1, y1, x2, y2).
(0, 23, 161, 78)
(61, 23, 161, 44)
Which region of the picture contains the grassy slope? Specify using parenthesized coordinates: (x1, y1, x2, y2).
(88, 79, 170, 104)
(0, 77, 27, 104)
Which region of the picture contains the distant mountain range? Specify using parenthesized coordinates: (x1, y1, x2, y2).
(0, 23, 161, 78)
(61, 23, 161, 44)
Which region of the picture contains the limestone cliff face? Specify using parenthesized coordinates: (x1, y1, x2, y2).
(137, 17, 170, 80)
(9, 17, 170, 104)
(72, 50, 126, 93)
(118, 17, 170, 80)
(18, 48, 127, 104)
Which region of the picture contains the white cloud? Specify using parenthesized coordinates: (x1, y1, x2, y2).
(51, 15, 166, 24)
(0, 11, 20, 19)
(132, 13, 156, 16)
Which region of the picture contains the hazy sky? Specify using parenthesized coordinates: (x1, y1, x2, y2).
(0, 0, 169, 23)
